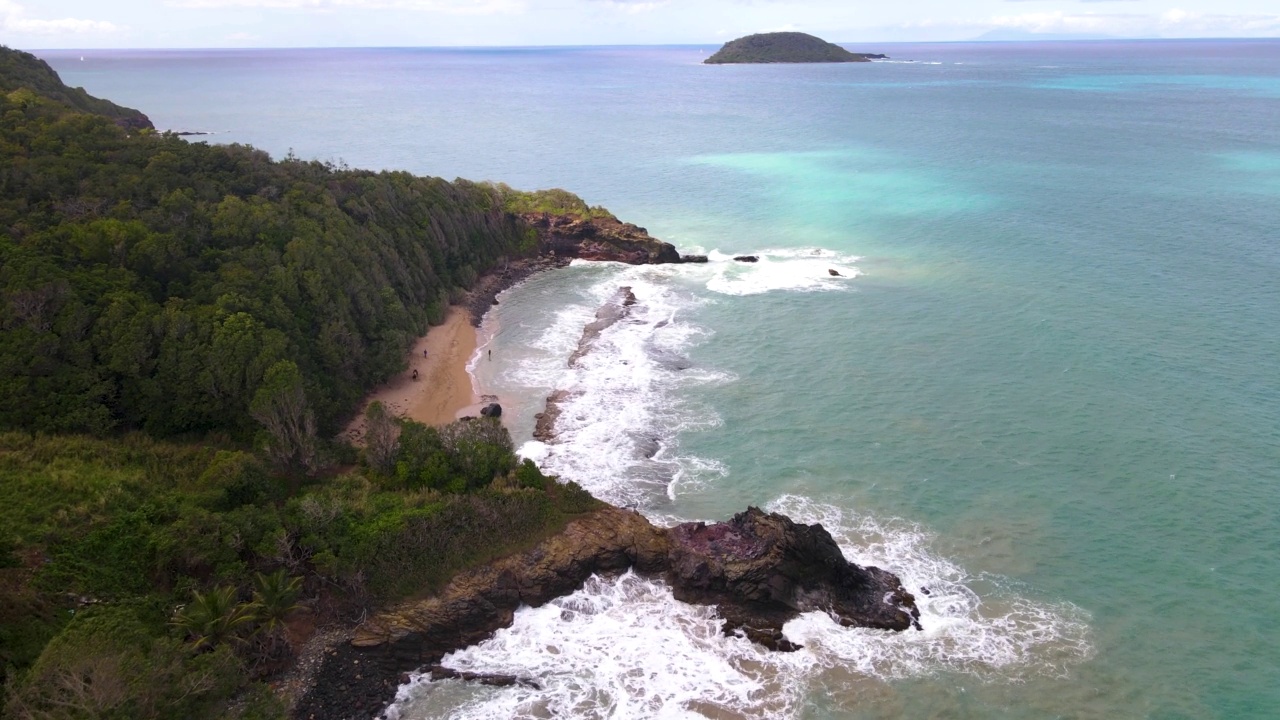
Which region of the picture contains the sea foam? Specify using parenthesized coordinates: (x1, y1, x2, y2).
(389, 258, 1091, 719)
(387, 497, 1091, 719)
(516, 266, 730, 510)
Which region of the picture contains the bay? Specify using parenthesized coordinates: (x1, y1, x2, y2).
(42, 39, 1280, 718)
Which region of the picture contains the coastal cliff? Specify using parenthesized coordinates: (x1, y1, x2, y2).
(462, 207, 706, 325)
(0, 46, 153, 130)
(520, 212, 697, 264)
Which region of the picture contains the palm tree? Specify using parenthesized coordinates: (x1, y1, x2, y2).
(172, 585, 256, 650)
(249, 570, 305, 641)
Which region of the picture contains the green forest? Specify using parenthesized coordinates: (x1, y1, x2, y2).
(0, 45, 601, 719)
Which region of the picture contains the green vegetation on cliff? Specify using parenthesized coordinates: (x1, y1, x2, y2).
(493, 184, 616, 221)
(0, 45, 606, 719)
(704, 32, 884, 64)
(0, 49, 541, 441)
(0, 424, 600, 719)
(0, 46, 152, 131)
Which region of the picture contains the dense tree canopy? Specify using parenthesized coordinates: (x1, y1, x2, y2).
(0, 45, 606, 719)
(1, 45, 536, 440)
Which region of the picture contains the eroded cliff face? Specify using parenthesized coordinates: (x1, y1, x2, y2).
(520, 212, 706, 265)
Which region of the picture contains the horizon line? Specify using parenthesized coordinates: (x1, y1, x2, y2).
(25, 36, 1280, 53)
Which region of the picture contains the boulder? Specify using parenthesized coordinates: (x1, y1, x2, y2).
(666, 508, 919, 641)
(828, 268, 843, 277)
(479, 403, 502, 418)
(733, 255, 759, 263)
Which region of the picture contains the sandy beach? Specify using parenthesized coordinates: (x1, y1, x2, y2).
(342, 307, 480, 443)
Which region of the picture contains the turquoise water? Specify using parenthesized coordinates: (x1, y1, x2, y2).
(42, 40, 1280, 718)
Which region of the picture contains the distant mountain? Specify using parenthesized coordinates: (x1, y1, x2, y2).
(705, 32, 886, 64)
(0, 45, 152, 130)
(973, 29, 1115, 42)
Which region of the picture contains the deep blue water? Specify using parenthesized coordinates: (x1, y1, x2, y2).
(40, 40, 1280, 718)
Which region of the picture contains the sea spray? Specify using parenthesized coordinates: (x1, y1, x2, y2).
(388, 499, 1090, 719)
(387, 253, 1091, 719)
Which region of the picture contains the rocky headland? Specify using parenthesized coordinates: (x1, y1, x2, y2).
(461, 213, 704, 326)
(294, 285, 920, 720)
(0, 47, 154, 131)
(294, 506, 918, 719)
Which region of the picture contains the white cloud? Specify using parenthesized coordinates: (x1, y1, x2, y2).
(1156, 9, 1280, 34)
(591, 0, 669, 14)
(904, 8, 1280, 38)
(168, 0, 524, 14)
(987, 10, 1143, 33)
(0, 0, 120, 35)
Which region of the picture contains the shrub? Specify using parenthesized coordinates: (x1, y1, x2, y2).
(6, 605, 244, 720)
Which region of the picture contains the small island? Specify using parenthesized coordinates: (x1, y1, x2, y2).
(704, 31, 887, 64)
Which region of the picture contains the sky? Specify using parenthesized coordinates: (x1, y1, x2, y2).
(3, 0, 1279, 49)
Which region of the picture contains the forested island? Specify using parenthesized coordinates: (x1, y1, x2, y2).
(0, 45, 915, 719)
(704, 32, 887, 64)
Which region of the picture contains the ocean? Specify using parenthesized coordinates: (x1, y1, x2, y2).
(40, 39, 1280, 719)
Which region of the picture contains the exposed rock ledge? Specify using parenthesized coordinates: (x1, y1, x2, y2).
(521, 212, 708, 265)
(294, 506, 917, 718)
(532, 286, 636, 443)
(461, 215, 703, 326)
(569, 286, 637, 366)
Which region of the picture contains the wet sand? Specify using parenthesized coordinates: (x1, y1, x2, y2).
(342, 307, 479, 444)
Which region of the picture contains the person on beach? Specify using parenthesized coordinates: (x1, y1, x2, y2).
(488, 349, 492, 361)
(412, 369, 419, 380)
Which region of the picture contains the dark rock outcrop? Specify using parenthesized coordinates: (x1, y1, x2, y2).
(521, 213, 684, 265)
(828, 268, 843, 277)
(734, 255, 759, 263)
(424, 665, 541, 689)
(479, 403, 502, 418)
(297, 505, 919, 718)
(461, 216, 700, 326)
(568, 286, 637, 367)
(666, 508, 919, 640)
(463, 255, 569, 325)
(532, 390, 571, 443)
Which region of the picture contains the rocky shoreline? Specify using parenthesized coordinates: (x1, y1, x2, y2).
(461, 212, 704, 326)
(293, 506, 919, 719)
(290, 212, 919, 719)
